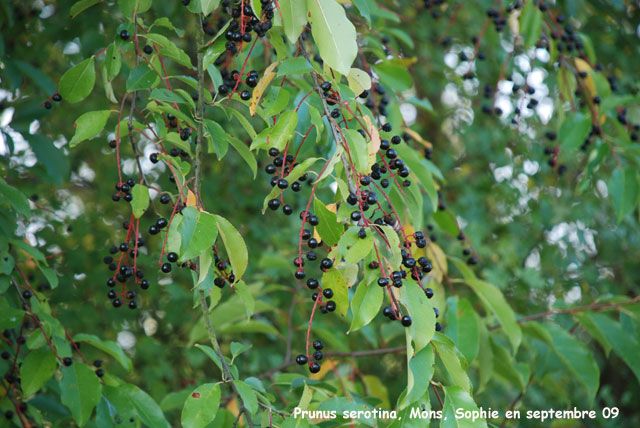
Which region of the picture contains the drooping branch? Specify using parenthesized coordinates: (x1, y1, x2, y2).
(298, 39, 357, 195)
(194, 18, 254, 427)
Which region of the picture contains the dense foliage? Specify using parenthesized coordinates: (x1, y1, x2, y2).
(1, 0, 640, 427)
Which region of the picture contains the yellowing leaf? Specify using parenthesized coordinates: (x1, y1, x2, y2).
(347, 67, 372, 96)
(574, 58, 596, 99)
(186, 190, 197, 207)
(249, 62, 279, 116)
(404, 128, 432, 149)
(364, 116, 380, 170)
(310, 359, 338, 380)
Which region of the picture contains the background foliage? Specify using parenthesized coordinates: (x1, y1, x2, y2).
(1, 0, 640, 427)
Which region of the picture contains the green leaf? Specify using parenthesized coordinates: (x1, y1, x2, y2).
(178, 207, 218, 261)
(277, 57, 314, 76)
(121, 383, 171, 428)
(587, 313, 640, 384)
(519, 0, 542, 50)
(395, 143, 438, 210)
(344, 129, 368, 175)
(609, 167, 639, 223)
(230, 342, 252, 360)
(307, 0, 358, 75)
(338, 226, 373, 265)
(575, 313, 612, 356)
(126, 64, 160, 91)
(201, 0, 221, 15)
(352, 0, 373, 26)
(204, 119, 229, 160)
(279, 0, 308, 42)
(445, 297, 479, 363)
(14, 60, 57, 94)
(452, 259, 521, 353)
(544, 323, 600, 405)
(373, 60, 413, 92)
(314, 198, 343, 246)
(432, 334, 471, 394)
(70, 110, 111, 148)
(150, 88, 187, 104)
(73, 333, 133, 372)
(228, 136, 257, 178)
(348, 281, 383, 333)
(234, 280, 255, 316)
(251, 110, 298, 151)
(559, 113, 592, 151)
(407, 96, 434, 113)
(99, 386, 138, 426)
(491, 339, 526, 392)
(20, 347, 57, 397)
(0, 178, 30, 216)
(195, 344, 239, 379)
(181, 383, 221, 428)
(402, 280, 436, 353)
(322, 269, 348, 317)
(59, 58, 96, 103)
(215, 215, 248, 284)
(402, 345, 434, 407)
(60, 363, 102, 427)
(28, 134, 70, 185)
(104, 43, 121, 81)
(70, 0, 101, 18)
(118, 0, 151, 17)
(442, 386, 488, 428)
(234, 381, 259, 415)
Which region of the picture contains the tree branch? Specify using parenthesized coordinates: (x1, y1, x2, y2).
(298, 40, 357, 194)
(488, 296, 640, 330)
(194, 19, 254, 428)
(259, 346, 406, 379)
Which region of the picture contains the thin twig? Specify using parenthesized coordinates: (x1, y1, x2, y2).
(259, 346, 406, 379)
(488, 296, 640, 330)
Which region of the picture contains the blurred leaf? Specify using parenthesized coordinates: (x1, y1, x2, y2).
(609, 167, 639, 223)
(544, 323, 600, 405)
(74, 333, 133, 372)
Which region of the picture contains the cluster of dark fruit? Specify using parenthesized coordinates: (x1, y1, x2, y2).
(104, 237, 148, 309)
(208, 0, 274, 67)
(217, 69, 259, 101)
(541, 131, 566, 175)
(616, 108, 639, 142)
(423, 0, 447, 19)
(486, 7, 508, 33)
(213, 252, 236, 288)
(360, 84, 391, 117)
(296, 340, 324, 374)
(43, 92, 62, 110)
(287, 215, 338, 314)
(265, 148, 310, 214)
(112, 178, 137, 203)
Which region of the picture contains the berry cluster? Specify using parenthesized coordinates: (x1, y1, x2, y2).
(296, 340, 324, 374)
(265, 148, 309, 214)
